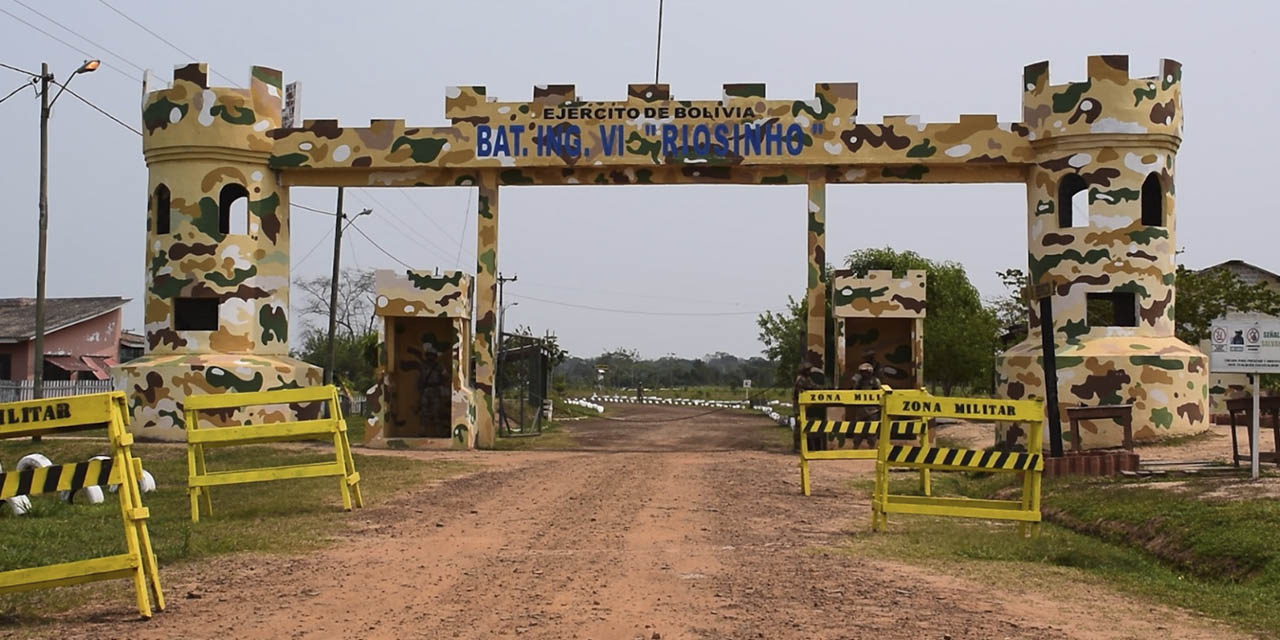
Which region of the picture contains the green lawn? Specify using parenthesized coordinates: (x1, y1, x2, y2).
(849, 471, 1280, 637)
(0, 436, 470, 621)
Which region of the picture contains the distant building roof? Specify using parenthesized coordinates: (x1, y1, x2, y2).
(0, 297, 129, 343)
(1196, 260, 1280, 282)
(120, 330, 145, 349)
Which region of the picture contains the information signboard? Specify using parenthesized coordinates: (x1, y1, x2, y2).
(1210, 316, 1280, 373)
(1209, 314, 1280, 479)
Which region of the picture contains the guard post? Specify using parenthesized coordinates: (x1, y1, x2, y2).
(872, 389, 1044, 536)
(183, 385, 363, 522)
(798, 388, 930, 496)
(0, 392, 165, 617)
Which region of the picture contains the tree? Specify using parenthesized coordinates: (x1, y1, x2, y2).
(990, 267, 1029, 348)
(292, 268, 379, 390)
(756, 295, 807, 384)
(844, 247, 998, 395)
(1174, 264, 1280, 345)
(756, 264, 837, 385)
(294, 269, 377, 342)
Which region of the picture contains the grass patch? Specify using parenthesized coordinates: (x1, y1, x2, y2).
(1141, 429, 1220, 449)
(343, 413, 367, 445)
(0, 437, 470, 621)
(849, 470, 1280, 636)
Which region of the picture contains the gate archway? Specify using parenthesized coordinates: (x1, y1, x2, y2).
(115, 55, 1206, 450)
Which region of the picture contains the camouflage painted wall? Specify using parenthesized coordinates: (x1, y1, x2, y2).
(115, 64, 320, 441)
(996, 56, 1207, 448)
(365, 269, 474, 448)
(130, 55, 1201, 449)
(834, 270, 926, 389)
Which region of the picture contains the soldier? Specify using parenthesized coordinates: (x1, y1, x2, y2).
(792, 361, 823, 453)
(850, 362, 882, 448)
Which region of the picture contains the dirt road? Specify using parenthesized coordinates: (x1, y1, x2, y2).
(56, 405, 1247, 639)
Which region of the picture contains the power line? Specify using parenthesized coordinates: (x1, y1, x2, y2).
(349, 190, 455, 264)
(294, 226, 334, 269)
(354, 189, 456, 259)
(654, 0, 664, 84)
(510, 292, 769, 317)
(394, 188, 463, 248)
(95, 0, 238, 86)
(517, 280, 758, 307)
(2, 60, 140, 135)
(345, 226, 361, 271)
(349, 223, 414, 269)
(0, 6, 135, 82)
(0, 77, 36, 105)
(291, 202, 337, 216)
(454, 188, 473, 268)
(11, 0, 148, 75)
(52, 80, 141, 135)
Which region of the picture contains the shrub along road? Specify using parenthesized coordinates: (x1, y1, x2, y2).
(47, 405, 1248, 639)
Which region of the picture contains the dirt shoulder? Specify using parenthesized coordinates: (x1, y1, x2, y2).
(41, 405, 1250, 639)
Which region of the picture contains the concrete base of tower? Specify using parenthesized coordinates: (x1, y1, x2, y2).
(995, 335, 1209, 450)
(112, 353, 323, 442)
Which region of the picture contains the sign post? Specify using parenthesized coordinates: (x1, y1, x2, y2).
(1025, 283, 1063, 457)
(1210, 314, 1280, 480)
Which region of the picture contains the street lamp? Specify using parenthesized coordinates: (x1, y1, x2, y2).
(32, 59, 99, 400)
(324, 185, 373, 385)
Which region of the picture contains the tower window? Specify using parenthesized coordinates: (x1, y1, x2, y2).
(1086, 291, 1137, 328)
(1141, 172, 1164, 226)
(1057, 173, 1089, 228)
(174, 297, 220, 331)
(154, 184, 171, 235)
(219, 184, 249, 235)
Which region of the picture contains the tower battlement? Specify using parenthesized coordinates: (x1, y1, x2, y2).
(142, 63, 284, 157)
(1021, 55, 1181, 142)
(833, 270, 927, 319)
(442, 82, 860, 123)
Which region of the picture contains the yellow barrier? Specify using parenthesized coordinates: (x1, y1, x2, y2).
(183, 385, 363, 522)
(798, 388, 930, 497)
(872, 389, 1044, 536)
(0, 392, 165, 617)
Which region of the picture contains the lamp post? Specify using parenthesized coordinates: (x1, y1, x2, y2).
(32, 59, 99, 400)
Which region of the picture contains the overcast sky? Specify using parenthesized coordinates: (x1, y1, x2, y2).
(1, 0, 1275, 360)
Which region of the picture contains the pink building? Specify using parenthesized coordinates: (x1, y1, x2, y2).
(0, 297, 129, 381)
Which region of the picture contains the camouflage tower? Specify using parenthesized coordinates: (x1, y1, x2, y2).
(996, 56, 1207, 447)
(114, 64, 321, 440)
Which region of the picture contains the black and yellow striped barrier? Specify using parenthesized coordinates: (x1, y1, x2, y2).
(183, 385, 363, 522)
(883, 445, 1042, 472)
(0, 392, 165, 618)
(872, 389, 1044, 536)
(798, 388, 930, 497)
(802, 420, 927, 438)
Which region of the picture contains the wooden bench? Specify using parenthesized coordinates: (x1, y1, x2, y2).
(1065, 404, 1134, 451)
(1226, 396, 1280, 467)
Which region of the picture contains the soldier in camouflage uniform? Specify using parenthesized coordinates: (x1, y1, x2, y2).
(849, 362, 882, 448)
(793, 362, 824, 453)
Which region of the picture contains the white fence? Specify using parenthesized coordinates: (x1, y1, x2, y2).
(0, 380, 116, 403)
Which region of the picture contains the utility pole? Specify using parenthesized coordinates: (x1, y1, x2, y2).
(30, 59, 98, 400)
(495, 272, 518, 397)
(33, 62, 49, 400)
(325, 187, 371, 385)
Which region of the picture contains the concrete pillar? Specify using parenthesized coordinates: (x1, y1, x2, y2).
(805, 172, 827, 383)
(474, 172, 499, 448)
